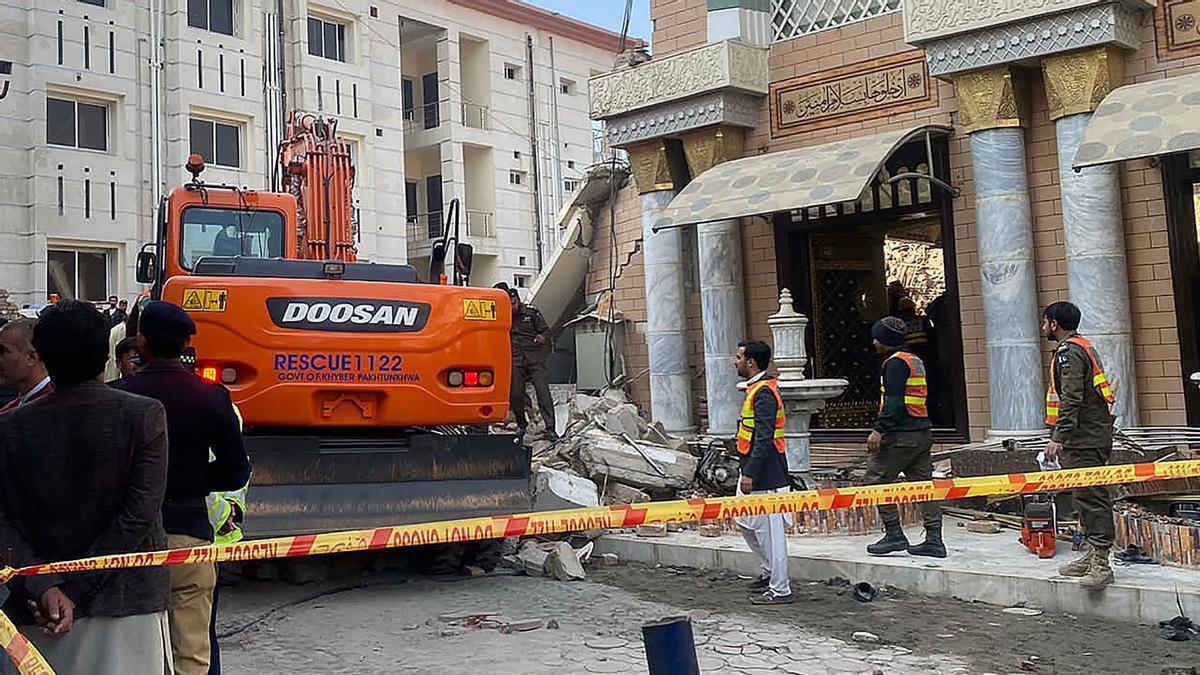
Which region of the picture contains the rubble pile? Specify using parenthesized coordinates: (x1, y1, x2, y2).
(523, 388, 702, 511)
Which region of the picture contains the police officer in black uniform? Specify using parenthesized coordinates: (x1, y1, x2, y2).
(495, 283, 557, 441)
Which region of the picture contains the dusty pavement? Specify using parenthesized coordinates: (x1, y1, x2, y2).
(216, 558, 1200, 674)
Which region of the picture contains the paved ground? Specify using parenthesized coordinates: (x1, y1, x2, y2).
(600, 518, 1200, 625)
(217, 553, 1200, 674)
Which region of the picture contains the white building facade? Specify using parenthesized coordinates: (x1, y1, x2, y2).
(0, 0, 624, 305)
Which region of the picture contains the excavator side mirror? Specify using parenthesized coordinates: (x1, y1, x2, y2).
(136, 248, 159, 284)
(455, 243, 474, 284)
(429, 241, 446, 284)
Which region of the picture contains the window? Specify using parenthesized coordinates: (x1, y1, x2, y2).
(46, 97, 108, 151)
(307, 16, 347, 62)
(78, 0, 105, 7)
(564, 179, 579, 193)
(509, 170, 524, 186)
(518, 255, 527, 266)
(514, 274, 530, 289)
(567, 160, 575, 169)
(560, 78, 575, 95)
(504, 63, 521, 80)
(513, 150, 521, 160)
(179, 207, 285, 270)
(47, 248, 111, 301)
(188, 0, 234, 35)
(189, 118, 241, 168)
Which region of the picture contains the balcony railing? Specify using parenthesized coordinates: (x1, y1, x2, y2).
(406, 212, 444, 242)
(403, 103, 442, 133)
(462, 102, 490, 130)
(465, 210, 495, 238)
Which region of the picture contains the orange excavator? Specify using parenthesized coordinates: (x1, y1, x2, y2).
(135, 112, 530, 540)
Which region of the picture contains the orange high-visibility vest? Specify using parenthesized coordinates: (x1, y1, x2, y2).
(736, 378, 786, 455)
(879, 351, 929, 418)
(1045, 335, 1115, 427)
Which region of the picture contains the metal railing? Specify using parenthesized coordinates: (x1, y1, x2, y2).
(462, 102, 490, 130)
(406, 212, 444, 241)
(465, 210, 495, 238)
(402, 102, 441, 133)
(771, 0, 901, 42)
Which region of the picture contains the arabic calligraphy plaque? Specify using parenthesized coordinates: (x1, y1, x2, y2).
(770, 53, 935, 138)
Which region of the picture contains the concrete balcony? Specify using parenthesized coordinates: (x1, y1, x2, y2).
(461, 102, 490, 130)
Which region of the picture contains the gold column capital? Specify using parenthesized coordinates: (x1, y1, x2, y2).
(1041, 46, 1126, 121)
(951, 66, 1029, 135)
(625, 141, 675, 194)
(680, 125, 746, 177)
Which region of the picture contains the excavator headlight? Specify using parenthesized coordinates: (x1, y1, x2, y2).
(447, 371, 464, 387)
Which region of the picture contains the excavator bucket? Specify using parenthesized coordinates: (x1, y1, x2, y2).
(242, 432, 531, 537)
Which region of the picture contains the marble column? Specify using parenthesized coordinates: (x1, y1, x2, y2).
(628, 141, 694, 434)
(953, 67, 1045, 434)
(697, 218, 747, 437)
(1043, 47, 1139, 427)
(683, 126, 748, 438)
(643, 191, 694, 434)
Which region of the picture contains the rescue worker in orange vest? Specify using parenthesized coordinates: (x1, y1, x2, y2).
(864, 316, 945, 558)
(1042, 301, 1117, 591)
(732, 339, 794, 605)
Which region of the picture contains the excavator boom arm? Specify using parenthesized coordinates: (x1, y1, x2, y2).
(279, 111, 357, 262)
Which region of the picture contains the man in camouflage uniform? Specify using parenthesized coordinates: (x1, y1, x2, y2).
(1043, 301, 1117, 591)
(496, 283, 557, 441)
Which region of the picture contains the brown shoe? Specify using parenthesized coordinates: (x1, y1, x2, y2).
(1080, 546, 1114, 591)
(1058, 545, 1092, 578)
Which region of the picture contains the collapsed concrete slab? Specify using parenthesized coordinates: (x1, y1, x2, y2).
(533, 466, 600, 511)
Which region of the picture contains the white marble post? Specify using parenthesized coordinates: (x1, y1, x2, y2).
(1055, 113, 1139, 427)
(697, 218, 747, 438)
(642, 190, 694, 434)
(971, 128, 1046, 434)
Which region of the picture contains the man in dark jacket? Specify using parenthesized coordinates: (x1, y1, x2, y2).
(732, 340, 793, 605)
(0, 300, 172, 673)
(496, 283, 557, 441)
(864, 316, 944, 558)
(1043, 301, 1117, 591)
(112, 301, 251, 675)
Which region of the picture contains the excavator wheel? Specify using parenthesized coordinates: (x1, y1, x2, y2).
(424, 543, 466, 575)
(462, 539, 504, 573)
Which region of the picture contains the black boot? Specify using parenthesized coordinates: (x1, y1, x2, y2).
(866, 522, 909, 556)
(907, 521, 947, 558)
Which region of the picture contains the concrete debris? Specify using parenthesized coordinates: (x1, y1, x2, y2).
(698, 523, 723, 537)
(516, 542, 550, 577)
(596, 553, 620, 566)
(546, 618, 561, 630)
(544, 541, 587, 581)
(576, 429, 697, 490)
(636, 523, 668, 538)
(1003, 607, 1044, 617)
(967, 521, 1003, 534)
(601, 482, 650, 504)
(499, 618, 545, 634)
(464, 565, 487, 577)
(533, 466, 600, 511)
(666, 522, 685, 533)
(852, 631, 880, 643)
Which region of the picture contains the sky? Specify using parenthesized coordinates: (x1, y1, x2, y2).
(526, 0, 653, 44)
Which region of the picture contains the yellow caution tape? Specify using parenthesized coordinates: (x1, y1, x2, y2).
(0, 609, 53, 675)
(2, 459, 1197, 675)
